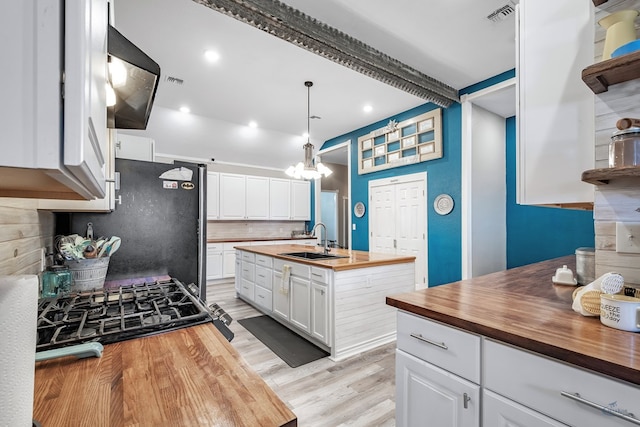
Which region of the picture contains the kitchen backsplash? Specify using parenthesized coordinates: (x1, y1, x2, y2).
(0, 199, 54, 275)
(207, 220, 306, 241)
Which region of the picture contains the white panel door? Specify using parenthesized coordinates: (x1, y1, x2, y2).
(289, 276, 311, 333)
(245, 176, 269, 219)
(219, 173, 246, 219)
(291, 180, 311, 220)
(396, 180, 426, 287)
(269, 178, 291, 220)
(272, 271, 290, 321)
(206, 172, 219, 220)
(369, 185, 395, 253)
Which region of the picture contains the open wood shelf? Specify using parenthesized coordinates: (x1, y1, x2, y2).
(581, 166, 640, 185)
(593, 0, 608, 6)
(582, 50, 640, 93)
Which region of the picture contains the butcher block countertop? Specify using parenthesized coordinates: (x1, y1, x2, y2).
(33, 324, 297, 427)
(386, 255, 640, 386)
(207, 236, 314, 243)
(235, 244, 415, 271)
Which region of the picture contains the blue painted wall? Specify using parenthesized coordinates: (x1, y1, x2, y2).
(505, 117, 595, 267)
(322, 69, 594, 286)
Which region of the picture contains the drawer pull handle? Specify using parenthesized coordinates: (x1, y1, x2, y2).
(258, 274, 265, 278)
(463, 393, 471, 409)
(560, 392, 640, 425)
(409, 333, 448, 350)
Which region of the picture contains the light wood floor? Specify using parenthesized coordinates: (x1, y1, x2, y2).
(206, 279, 397, 427)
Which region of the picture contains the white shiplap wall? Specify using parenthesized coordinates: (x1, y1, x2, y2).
(593, 1, 640, 285)
(0, 199, 54, 276)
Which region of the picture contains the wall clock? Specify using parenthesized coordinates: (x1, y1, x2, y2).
(354, 201, 366, 218)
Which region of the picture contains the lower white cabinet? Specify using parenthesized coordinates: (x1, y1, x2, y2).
(396, 350, 480, 427)
(290, 275, 311, 333)
(310, 268, 330, 345)
(272, 269, 290, 321)
(222, 243, 236, 278)
(483, 390, 567, 427)
(206, 243, 223, 280)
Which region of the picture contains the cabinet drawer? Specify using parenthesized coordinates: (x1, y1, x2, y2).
(240, 263, 254, 281)
(310, 267, 329, 284)
(255, 254, 273, 268)
(397, 311, 480, 383)
(207, 243, 223, 252)
(223, 242, 239, 251)
(241, 251, 255, 263)
(239, 278, 254, 301)
(254, 286, 272, 311)
(273, 259, 310, 278)
(484, 339, 640, 427)
(255, 265, 272, 290)
(483, 390, 567, 427)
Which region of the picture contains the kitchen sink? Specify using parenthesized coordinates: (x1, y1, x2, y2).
(280, 251, 348, 260)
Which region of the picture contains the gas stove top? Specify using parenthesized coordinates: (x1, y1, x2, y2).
(36, 278, 232, 352)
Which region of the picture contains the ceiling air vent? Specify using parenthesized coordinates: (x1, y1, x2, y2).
(487, 2, 517, 23)
(165, 76, 184, 85)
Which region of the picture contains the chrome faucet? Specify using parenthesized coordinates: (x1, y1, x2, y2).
(311, 222, 329, 254)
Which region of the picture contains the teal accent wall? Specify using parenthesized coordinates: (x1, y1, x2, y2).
(322, 68, 594, 286)
(505, 117, 595, 267)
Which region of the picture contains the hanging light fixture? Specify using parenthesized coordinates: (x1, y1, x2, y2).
(285, 81, 332, 180)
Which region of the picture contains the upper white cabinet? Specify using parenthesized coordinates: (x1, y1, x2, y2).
(115, 133, 155, 161)
(0, 0, 109, 201)
(206, 172, 219, 220)
(219, 173, 269, 220)
(517, 0, 595, 206)
(212, 174, 310, 221)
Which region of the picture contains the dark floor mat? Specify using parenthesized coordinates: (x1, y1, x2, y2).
(238, 315, 329, 368)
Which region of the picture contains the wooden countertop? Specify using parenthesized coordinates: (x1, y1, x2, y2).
(235, 244, 415, 271)
(386, 255, 640, 386)
(207, 236, 314, 244)
(33, 324, 297, 427)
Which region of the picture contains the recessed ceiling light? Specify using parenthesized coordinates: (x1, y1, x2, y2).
(204, 50, 220, 63)
(248, 121, 258, 128)
(179, 106, 191, 114)
(363, 104, 373, 113)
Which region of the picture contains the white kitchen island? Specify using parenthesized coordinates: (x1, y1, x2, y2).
(234, 244, 416, 361)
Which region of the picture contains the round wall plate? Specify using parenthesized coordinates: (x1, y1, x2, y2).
(434, 194, 454, 215)
(354, 201, 366, 218)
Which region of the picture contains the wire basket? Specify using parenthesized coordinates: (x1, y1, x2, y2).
(64, 257, 110, 292)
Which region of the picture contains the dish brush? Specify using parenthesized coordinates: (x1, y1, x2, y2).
(579, 290, 603, 315)
(600, 272, 624, 295)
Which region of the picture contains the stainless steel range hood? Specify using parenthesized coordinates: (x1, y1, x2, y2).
(107, 25, 160, 130)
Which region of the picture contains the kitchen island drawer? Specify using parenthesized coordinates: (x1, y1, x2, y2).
(255, 265, 272, 290)
(241, 264, 254, 281)
(397, 311, 480, 383)
(254, 286, 272, 311)
(484, 339, 640, 427)
(241, 251, 255, 263)
(255, 254, 273, 268)
(273, 259, 310, 278)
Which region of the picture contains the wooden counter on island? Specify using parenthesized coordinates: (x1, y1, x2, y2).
(33, 324, 297, 427)
(234, 244, 416, 361)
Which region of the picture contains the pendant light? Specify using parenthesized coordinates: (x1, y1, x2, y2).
(285, 81, 332, 180)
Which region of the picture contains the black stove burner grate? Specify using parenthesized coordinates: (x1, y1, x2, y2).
(36, 278, 222, 351)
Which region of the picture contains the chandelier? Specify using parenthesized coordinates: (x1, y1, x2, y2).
(285, 81, 332, 180)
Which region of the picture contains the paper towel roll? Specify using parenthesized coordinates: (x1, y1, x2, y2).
(0, 275, 38, 427)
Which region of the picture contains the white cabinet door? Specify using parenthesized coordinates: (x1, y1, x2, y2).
(220, 173, 246, 219)
(206, 244, 223, 280)
(269, 178, 291, 220)
(64, 0, 109, 198)
(245, 176, 269, 219)
(207, 172, 219, 220)
(115, 133, 154, 161)
(483, 390, 567, 427)
(290, 275, 311, 333)
(311, 281, 329, 345)
(291, 180, 311, 220)
(222, 250, 236, 278)
(272, 270, 290, 321)
(396, 350, 480, 427)
(517, 0, 594, 205)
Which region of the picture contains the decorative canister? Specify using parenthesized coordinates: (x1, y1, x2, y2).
(575, 247, 595, 285)
(598, 9, 639, 60)
(609, 127, 640, 167)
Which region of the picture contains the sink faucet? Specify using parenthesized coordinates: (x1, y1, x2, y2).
(311, 222, 329, 254)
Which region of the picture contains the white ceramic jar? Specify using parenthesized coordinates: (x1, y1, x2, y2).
(600, 294, 640, 332)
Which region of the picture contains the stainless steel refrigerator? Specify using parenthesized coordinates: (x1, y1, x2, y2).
(62, 158, 207, 300)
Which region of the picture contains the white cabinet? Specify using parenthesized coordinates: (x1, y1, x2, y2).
(237, 251, 255, 301)
(219, 173, 269, 220)
(222, 242, 236, 278)
(254, 255, 273, 312)
(290, 275, 311, 333)
(1, 0, 109, 200)
(207, 172, 219, 220)
(310, 267, 330, 345)
(396, 350, 480, 427)
(517, 0, 595, 205)
(269, 178, 292, 220)
(206, 243, 223, 280)
(115, 133, 155, 161)
(483, 390, 567, 427)
(291, 180, 311, 220)
(273, 269, 290, 321)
